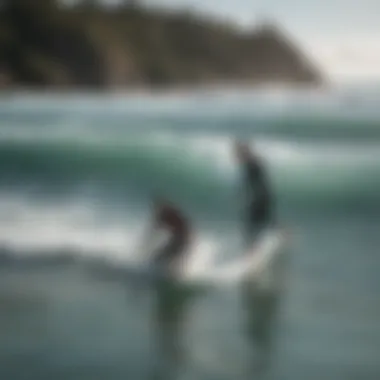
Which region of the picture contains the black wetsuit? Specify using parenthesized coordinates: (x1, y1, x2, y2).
(152, 206, 190, 267)
(242, 155, 273, 246)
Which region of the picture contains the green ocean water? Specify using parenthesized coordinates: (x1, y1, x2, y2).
(0, 87, 379, 380)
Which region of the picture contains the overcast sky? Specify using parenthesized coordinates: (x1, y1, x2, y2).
(73, 0, 380, 80)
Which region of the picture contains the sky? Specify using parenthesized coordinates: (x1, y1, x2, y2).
(71, 0, 380, 81)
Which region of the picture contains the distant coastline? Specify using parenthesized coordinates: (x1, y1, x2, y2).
(0, 1, 324, 91)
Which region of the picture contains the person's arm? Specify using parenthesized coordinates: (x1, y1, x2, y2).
(244, 161, 259, 204)
(247, 157, 269, 194)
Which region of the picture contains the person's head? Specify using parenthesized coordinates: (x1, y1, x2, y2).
(234, 141, 252, 162)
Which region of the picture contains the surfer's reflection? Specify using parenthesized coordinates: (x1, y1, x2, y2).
(240, 280, 281, 375)
(151, 278, 198, 380)
(240, 229, 290, 376)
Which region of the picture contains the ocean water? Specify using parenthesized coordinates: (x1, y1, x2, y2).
(0, 86, 379, 380)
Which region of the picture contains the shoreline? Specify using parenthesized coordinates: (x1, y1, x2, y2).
(0, 81, 329, 98)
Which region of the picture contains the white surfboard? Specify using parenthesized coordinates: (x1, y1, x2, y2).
(188, 228, 289, 285)
(127, 228, 290, 288)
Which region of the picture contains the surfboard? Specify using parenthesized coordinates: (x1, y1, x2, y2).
(191, 228, 288, 284)
(127, 227, 290, 288)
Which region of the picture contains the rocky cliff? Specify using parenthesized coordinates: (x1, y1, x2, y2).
(0, 0, 323, 89)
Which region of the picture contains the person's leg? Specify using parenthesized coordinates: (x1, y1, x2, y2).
(245, 219, 264, 250)
(244, 202, 270, 250)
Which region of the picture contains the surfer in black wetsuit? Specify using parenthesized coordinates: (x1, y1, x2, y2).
(147, 198, 191, 270)
(235, 141, 274, 248)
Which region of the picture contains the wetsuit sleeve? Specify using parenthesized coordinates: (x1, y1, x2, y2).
(245, 159, 271, 204)
(245, 161, 261, 198)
